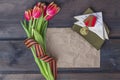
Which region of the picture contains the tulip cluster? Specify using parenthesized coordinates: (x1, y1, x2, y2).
(24, 2, 60, 21)
(21, 2, 60, 80)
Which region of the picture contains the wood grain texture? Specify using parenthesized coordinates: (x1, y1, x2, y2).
(0, 0, 120, 78)
(0, 39, 119, 73)
(0, 40, 38, 72)
(0, 0, 120, 38)
(0, 73, 120, 80)
(101, 40, 120, 72)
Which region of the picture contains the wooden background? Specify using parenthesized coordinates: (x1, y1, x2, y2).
(0, 0, 120, 79)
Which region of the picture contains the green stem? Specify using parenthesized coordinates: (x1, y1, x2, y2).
(30, 47, 49, 80)
(31, 46, 54, 80)
(24, 19, 54, 80)
(22, 20, 54, 80)
(31, 19, 36, 37)
(47, 63, 54, 80)
(43, 21, 54, 80)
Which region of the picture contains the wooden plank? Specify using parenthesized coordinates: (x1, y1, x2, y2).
(101, 40, 120, 72)
(0, 24, 119, 39)
(0, 23, 26, 39)
(0, 0, 120, 20)
(0, 40, 38, 72)
(0, 39, 120, 73)
(0, 0, 120, 38)
(0, 73, 120, 80)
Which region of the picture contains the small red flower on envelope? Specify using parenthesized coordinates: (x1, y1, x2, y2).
(84, 15, 97, 27)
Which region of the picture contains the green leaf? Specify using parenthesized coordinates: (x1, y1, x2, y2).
(42, 21, 48, 52)
(28, 20, 33, 36)
(21, 21, 31, 38)
(36, 15, 44, 33)
(40, 21, 48, 36)
(33, 29, 44, 46)
(42, 21, 48, 35)
(29, 20, 32, 30)
(30, 47, 48, 79)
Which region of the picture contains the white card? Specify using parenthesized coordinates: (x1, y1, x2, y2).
(74, 12, 109, 40)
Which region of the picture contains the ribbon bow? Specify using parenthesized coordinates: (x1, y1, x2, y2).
(24, 38, 57, 80)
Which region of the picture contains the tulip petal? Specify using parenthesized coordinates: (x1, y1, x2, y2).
(36, 2, 42, 7)
(32, 6, 42, 19)
(47, 2, 54, 9)
(44, 2, 60, 20)
(45, 15, 53, 20)
(24, 10, 32, 21)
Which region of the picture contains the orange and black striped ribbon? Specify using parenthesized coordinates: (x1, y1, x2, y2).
(24, 38, 57, 80)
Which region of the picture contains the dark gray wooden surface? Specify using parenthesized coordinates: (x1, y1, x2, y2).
(0, 0, 120, 79)
(0, 39, 120, 73)
(0, 73, 120, 80)
(0, 0, 120, 39)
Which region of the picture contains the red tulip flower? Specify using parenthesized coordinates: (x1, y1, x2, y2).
(22, 2, 60, 80)
(36, 2, 47, 16)
(24, 9, 32, 21)
(32, 6, 42, 19)
(36, 2, 46, 10)
(44, 2, 60, 20)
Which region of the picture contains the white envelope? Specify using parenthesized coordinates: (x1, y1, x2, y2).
(74, 12, 109, 40)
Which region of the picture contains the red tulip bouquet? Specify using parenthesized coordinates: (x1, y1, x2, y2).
(21, 2, 60, 80)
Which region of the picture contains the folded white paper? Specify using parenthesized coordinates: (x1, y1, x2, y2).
(74, 12, 109, 40)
